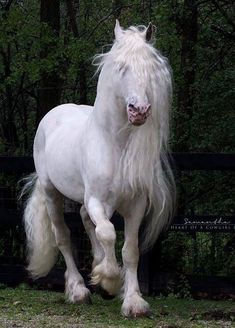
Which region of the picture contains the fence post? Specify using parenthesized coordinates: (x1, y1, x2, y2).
(138, 237, 163, 295)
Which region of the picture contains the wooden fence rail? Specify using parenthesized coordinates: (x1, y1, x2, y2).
(1, 153, 235, 173)
(1, 153, 235, 232)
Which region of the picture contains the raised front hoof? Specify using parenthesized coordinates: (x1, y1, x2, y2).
(91, 264, 123, 296)
(95, 285, 116, 300)
(121, 295, 151, 318)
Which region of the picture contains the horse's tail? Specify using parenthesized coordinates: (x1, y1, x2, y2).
(20, 173, 58, 278)
(141, 151, 176, 251)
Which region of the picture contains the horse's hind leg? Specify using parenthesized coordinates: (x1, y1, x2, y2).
(86, 197, 122, 297)
(44, 185, 91, 304)
(80, 205, 104, 269)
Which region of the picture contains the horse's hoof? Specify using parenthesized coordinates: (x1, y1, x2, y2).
(66, 283, 92, 304)
(85, 295, 93, 304)
(121, 295, 151, 317)
(96, 286, 116, 300)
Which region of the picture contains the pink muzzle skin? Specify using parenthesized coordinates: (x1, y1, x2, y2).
(127, 104, 151, 126)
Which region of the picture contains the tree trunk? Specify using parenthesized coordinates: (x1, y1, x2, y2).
(37, 0, 62, 124)
(66, 0, 87, 105)
(175, 0, 198, 151)
(0, 2, 20, 153)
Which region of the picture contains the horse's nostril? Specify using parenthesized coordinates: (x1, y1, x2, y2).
(128, 104, 137, 112)
(128, 103, 151, 115)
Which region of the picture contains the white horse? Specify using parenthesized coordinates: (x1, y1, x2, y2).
(22, 20, 175, 317)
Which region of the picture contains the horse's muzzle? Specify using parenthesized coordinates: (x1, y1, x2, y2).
(127, 104, 151, 126)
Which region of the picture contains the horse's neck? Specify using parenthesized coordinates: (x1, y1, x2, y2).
(92, 85, 156, 162)
(91, 65, 154, 156)
(91, 80, 157, 193)
(92, 73, 131, 148)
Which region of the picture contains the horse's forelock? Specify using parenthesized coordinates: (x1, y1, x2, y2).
(93, 25, 156, 74)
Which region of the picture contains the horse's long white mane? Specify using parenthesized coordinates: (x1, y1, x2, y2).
(94, 25, 176, 250)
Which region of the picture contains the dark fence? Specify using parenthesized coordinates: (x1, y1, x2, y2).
(0, 154, 235, 298)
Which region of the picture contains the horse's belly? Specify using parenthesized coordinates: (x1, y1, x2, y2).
(48, 167, 85, 203)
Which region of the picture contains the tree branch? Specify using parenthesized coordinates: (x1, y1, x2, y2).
(87, 4, 137, 40)
(211, 0, 235, 30)
(211, 24, 235, 41)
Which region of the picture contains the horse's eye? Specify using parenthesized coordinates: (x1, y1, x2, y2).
(119, 65, 129, 76)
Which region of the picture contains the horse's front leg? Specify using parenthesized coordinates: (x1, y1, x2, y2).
(119, 195, 150, 317)
(86, 197, 122, 297)
(80, 205, 104, 269)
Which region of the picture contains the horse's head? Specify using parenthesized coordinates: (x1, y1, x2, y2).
(94, 21, 171, 128)
(113, 20, 155, 126)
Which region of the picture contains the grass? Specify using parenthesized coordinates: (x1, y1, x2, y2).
(0, 285, 234, 328)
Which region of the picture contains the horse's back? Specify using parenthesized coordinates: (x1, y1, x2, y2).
(38, 103, 92, 138)
(34, 103, 92, 155)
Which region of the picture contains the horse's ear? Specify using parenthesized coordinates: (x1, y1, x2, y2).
(145, 22, 156, 42)
(114, 19, 123, 41)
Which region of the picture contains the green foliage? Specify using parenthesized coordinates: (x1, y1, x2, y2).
(0, 0, 234, 154)
(161, 232, 235, 277)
